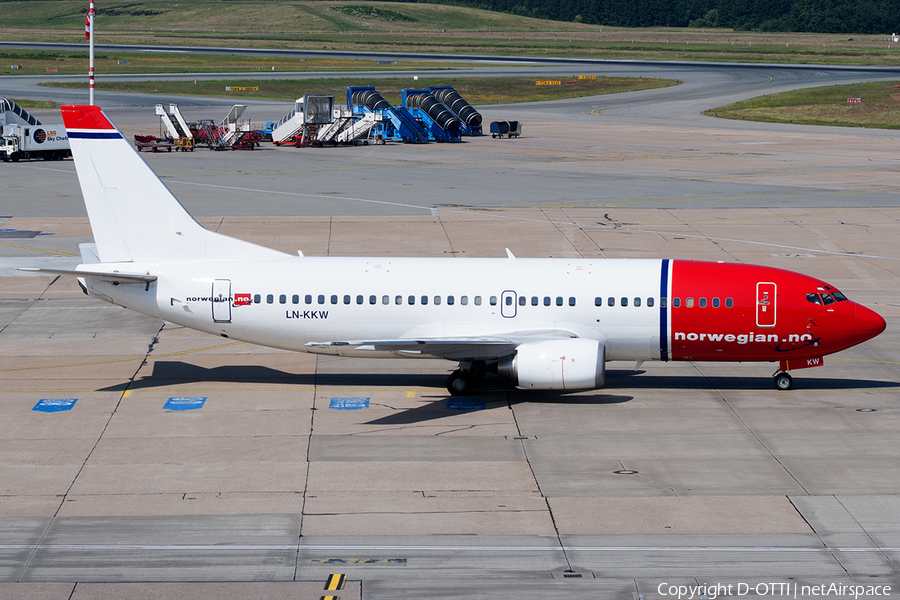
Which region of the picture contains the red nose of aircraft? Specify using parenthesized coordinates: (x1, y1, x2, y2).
(855, 303, 886, 345)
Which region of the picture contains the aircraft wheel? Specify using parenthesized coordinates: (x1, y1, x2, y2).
(447, 370, 473, 396)
(774, 372, 793, 391)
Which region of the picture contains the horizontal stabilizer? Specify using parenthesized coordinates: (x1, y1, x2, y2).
(18, 267, 157, 284)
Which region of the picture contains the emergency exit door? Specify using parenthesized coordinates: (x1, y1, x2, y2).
(756, 282, 776, 328)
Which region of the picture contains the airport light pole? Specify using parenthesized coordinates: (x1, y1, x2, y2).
(86, 0, 95, 105)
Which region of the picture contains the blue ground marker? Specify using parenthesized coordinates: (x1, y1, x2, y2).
(329, 397, 370, 410)
(447, 398, 486, 411)
(164, 397, 207, 411)
(33, 398, 77, 413)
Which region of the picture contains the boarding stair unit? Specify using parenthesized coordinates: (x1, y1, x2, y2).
(335, 110, 381, 144)
(429, 86, 483, 136)
(316, 106, 355, 144)
(203, 104, 250, 150)
(402, 89, 462, 143)
(1, 98, 41, 127)
(155, 103, 193, 141)
(347, 87, 428, 144)
(272, 95, 334, 146)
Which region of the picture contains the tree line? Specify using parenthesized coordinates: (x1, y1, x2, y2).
(402, 0, 900, 33)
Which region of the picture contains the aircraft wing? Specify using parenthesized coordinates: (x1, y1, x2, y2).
(17, 267, 157, 284)
(305, 330, 578, 360)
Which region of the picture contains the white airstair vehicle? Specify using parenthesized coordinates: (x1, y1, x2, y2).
(271, 95, 334, 146)
(335, 110, 381, 144)
(155, 103, 193, 140)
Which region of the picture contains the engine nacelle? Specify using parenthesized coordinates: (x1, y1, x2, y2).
(497, 339, 606, 390)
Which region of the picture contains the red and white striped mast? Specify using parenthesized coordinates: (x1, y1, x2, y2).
(86, 0, 95, 104)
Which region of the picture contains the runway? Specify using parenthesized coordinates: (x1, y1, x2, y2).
(1, 53, 899, 598)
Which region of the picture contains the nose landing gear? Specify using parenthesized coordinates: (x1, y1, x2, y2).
(774, 371, 793, 391)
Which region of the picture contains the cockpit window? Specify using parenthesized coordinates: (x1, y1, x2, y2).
(806, 293, 822, 305)
(833, 291, 848, 302)
(821, 293, 836, 305)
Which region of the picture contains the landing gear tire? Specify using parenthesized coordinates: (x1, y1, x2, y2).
(774, 372, 793, 391)
(447, 370, 473, 396)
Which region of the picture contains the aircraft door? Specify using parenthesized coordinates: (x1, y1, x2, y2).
(212, 279, 232, 323)
(500, 290, 517, 318)
(756, 282, 776, 328)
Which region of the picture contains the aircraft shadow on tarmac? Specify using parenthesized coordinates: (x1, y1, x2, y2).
(364, 393, 635, 426)
(96, 361, 897, 395)
(605, 369, 899, 391)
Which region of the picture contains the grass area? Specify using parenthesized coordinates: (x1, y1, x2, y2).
(707, 81, 900, 129)
(2, 1, 900, 65)
(40, 75, 677, 105)
(0, 49, 469, 76)
(7, 98, 60, 108)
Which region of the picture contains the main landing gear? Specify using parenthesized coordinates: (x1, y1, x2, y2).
(446, 361, 488, 396)
(774, 371, 793, 391)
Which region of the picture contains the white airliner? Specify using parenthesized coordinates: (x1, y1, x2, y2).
(23, 105, 886, 394)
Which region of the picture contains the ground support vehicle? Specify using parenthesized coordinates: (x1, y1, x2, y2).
(1, 124, 71, 161)
(133, 135, 174, 152)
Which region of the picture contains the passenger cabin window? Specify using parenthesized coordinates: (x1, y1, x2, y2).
(725, 297, 733, 308)
(318, 295, 325, 305)
(569, 297, 576, 307)
(474, 296, 482, 306)
(279, 294, 286, 304)
(331, 295, 338, 305)
(533, 296, 540, 306)
(648, 297, 655, 308)
(357, 295, 364, 305)
(369, 295, 377, 305)
(519, 296, 526, 306)
(382, 295, 389, 305)
(673, 297, 681, 308)
(686, 297, 694, 308)
(434, 296, 442, 305)
(305, 295, 313, 305)
(395, 295, 402, 305)
(556, 297, 563, 306)
(448, 296, 455, 306)
(505, 296, 513, 306)
(461, 296, 468, 306)
(595, 297, 602, 307)
(254, 294, 261, 304)
(344, 295, 351, 305)
(608, 297, 615, 307)
(545, 297, 552, 306)
(408, 295, 416, 305)
(660, 297, 667, 308)
(292, 295, 300, 304)
(267, 294, 274, 304)
(621, 297, 628, 307)
(634, 297, 641, 307)
(490, 296, 497, 306)
(712, 297, 720, 308)
(699, 297, 707, 308)
(421, 295, 429, 305)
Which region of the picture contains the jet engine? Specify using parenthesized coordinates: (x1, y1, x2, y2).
(497, 339, 606, 390)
